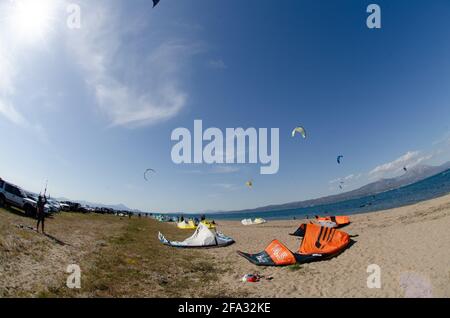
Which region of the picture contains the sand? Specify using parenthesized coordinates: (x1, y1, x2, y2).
(205, 194, 450, 298)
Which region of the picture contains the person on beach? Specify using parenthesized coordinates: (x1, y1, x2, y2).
(36, 195, 47, 234)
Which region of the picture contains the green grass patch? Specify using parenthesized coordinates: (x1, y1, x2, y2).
(67, 218, 225, 297)
(287, 263, 302, 271)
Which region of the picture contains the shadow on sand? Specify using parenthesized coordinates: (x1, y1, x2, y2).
(1, 205, 31, 219)
(44, 233, 70, 246)
(4, 205, 70, 247)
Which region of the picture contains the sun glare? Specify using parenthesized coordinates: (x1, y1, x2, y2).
(8, 0, 56, 43)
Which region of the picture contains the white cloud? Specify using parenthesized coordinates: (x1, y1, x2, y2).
(329, 178, 341, 185)
(210, 166, 240, 174)
(329, 173, 361, 184)
(181, 169, 203, 174)
(181, 165, 240, 175)
(432, 131, 450, 146)
(0, 41, 52, 146)
(345, 173, 361, 181)
(67, 2, 199, 128)
(0, 50, 15, 96)
(0, 7, 50, 140)
(0, 99, 27, 126)
(213, 183, 234, 189)
(212, 183, 239, 191)
(369, 151, 433, 179)
(0, 45, 23, 125)
(208, 59, 227, 70)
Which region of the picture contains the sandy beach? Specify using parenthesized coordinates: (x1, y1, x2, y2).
(205, 194, 450, 297)
(1, 194, 449, 298)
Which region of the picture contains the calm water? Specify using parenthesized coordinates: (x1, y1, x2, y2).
(195, 169, 450, 220)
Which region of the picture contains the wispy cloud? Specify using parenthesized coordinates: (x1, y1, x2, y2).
(329, 146, 441, 191)
(208, 59, 227, 70)
(0, 49, 15, 96)
(210, 166, 240, 174)
(181, 169, 203, 174)
(329, 178, 341, 185)
(213, 183, 234, 189)
(212, 183, 240, 191)
(0, 46, 53, 148)
(67, 1, 201, 128)
(432, 131, 450, 146)
(329, 173, 361, 184)
(0, 44, 23, 125)
(0, 99, 27, 126)
(345, 173, 361, 181)
(0, 6, 52, 144)
(369, 151, 433, 179)
(182, 165, 241, 175)
(330, 137, 448, 194)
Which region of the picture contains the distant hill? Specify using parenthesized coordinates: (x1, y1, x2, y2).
(226, 162, 450, 214)
(56, 198, 142, 213)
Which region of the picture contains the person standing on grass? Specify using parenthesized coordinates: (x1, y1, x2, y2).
(36, 195, 47, 234)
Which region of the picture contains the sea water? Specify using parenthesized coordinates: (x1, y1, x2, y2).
(198, 169, 450, 220)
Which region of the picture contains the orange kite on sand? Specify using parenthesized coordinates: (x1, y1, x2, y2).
(237, 223, 351, 266)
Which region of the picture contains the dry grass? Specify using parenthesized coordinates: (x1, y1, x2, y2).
(0, 208, 236, 298)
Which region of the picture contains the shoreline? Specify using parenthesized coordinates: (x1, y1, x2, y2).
(169, 190, 450, 221)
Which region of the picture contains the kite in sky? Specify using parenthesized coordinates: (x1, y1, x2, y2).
(144, 168, 156, 181)
(292, 126, 306, 139)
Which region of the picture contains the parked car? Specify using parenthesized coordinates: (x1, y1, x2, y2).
(46, 199, 62, 213)
(25, 192, 53, 215)
(0, 178, 38, 217)
(59, 202, 71, 211)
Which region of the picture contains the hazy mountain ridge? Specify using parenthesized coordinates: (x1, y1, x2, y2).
(55, 162, 450, 215)
(56, 198, 142, 213)
(225, 162, 450, 214)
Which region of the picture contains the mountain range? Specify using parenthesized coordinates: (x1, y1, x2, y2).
(224, 161, 450, 214)
(56, 162, 450, 215)
(55, 198, 142, 213)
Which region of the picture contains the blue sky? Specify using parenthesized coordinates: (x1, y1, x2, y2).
(1, 0, 450, 213)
